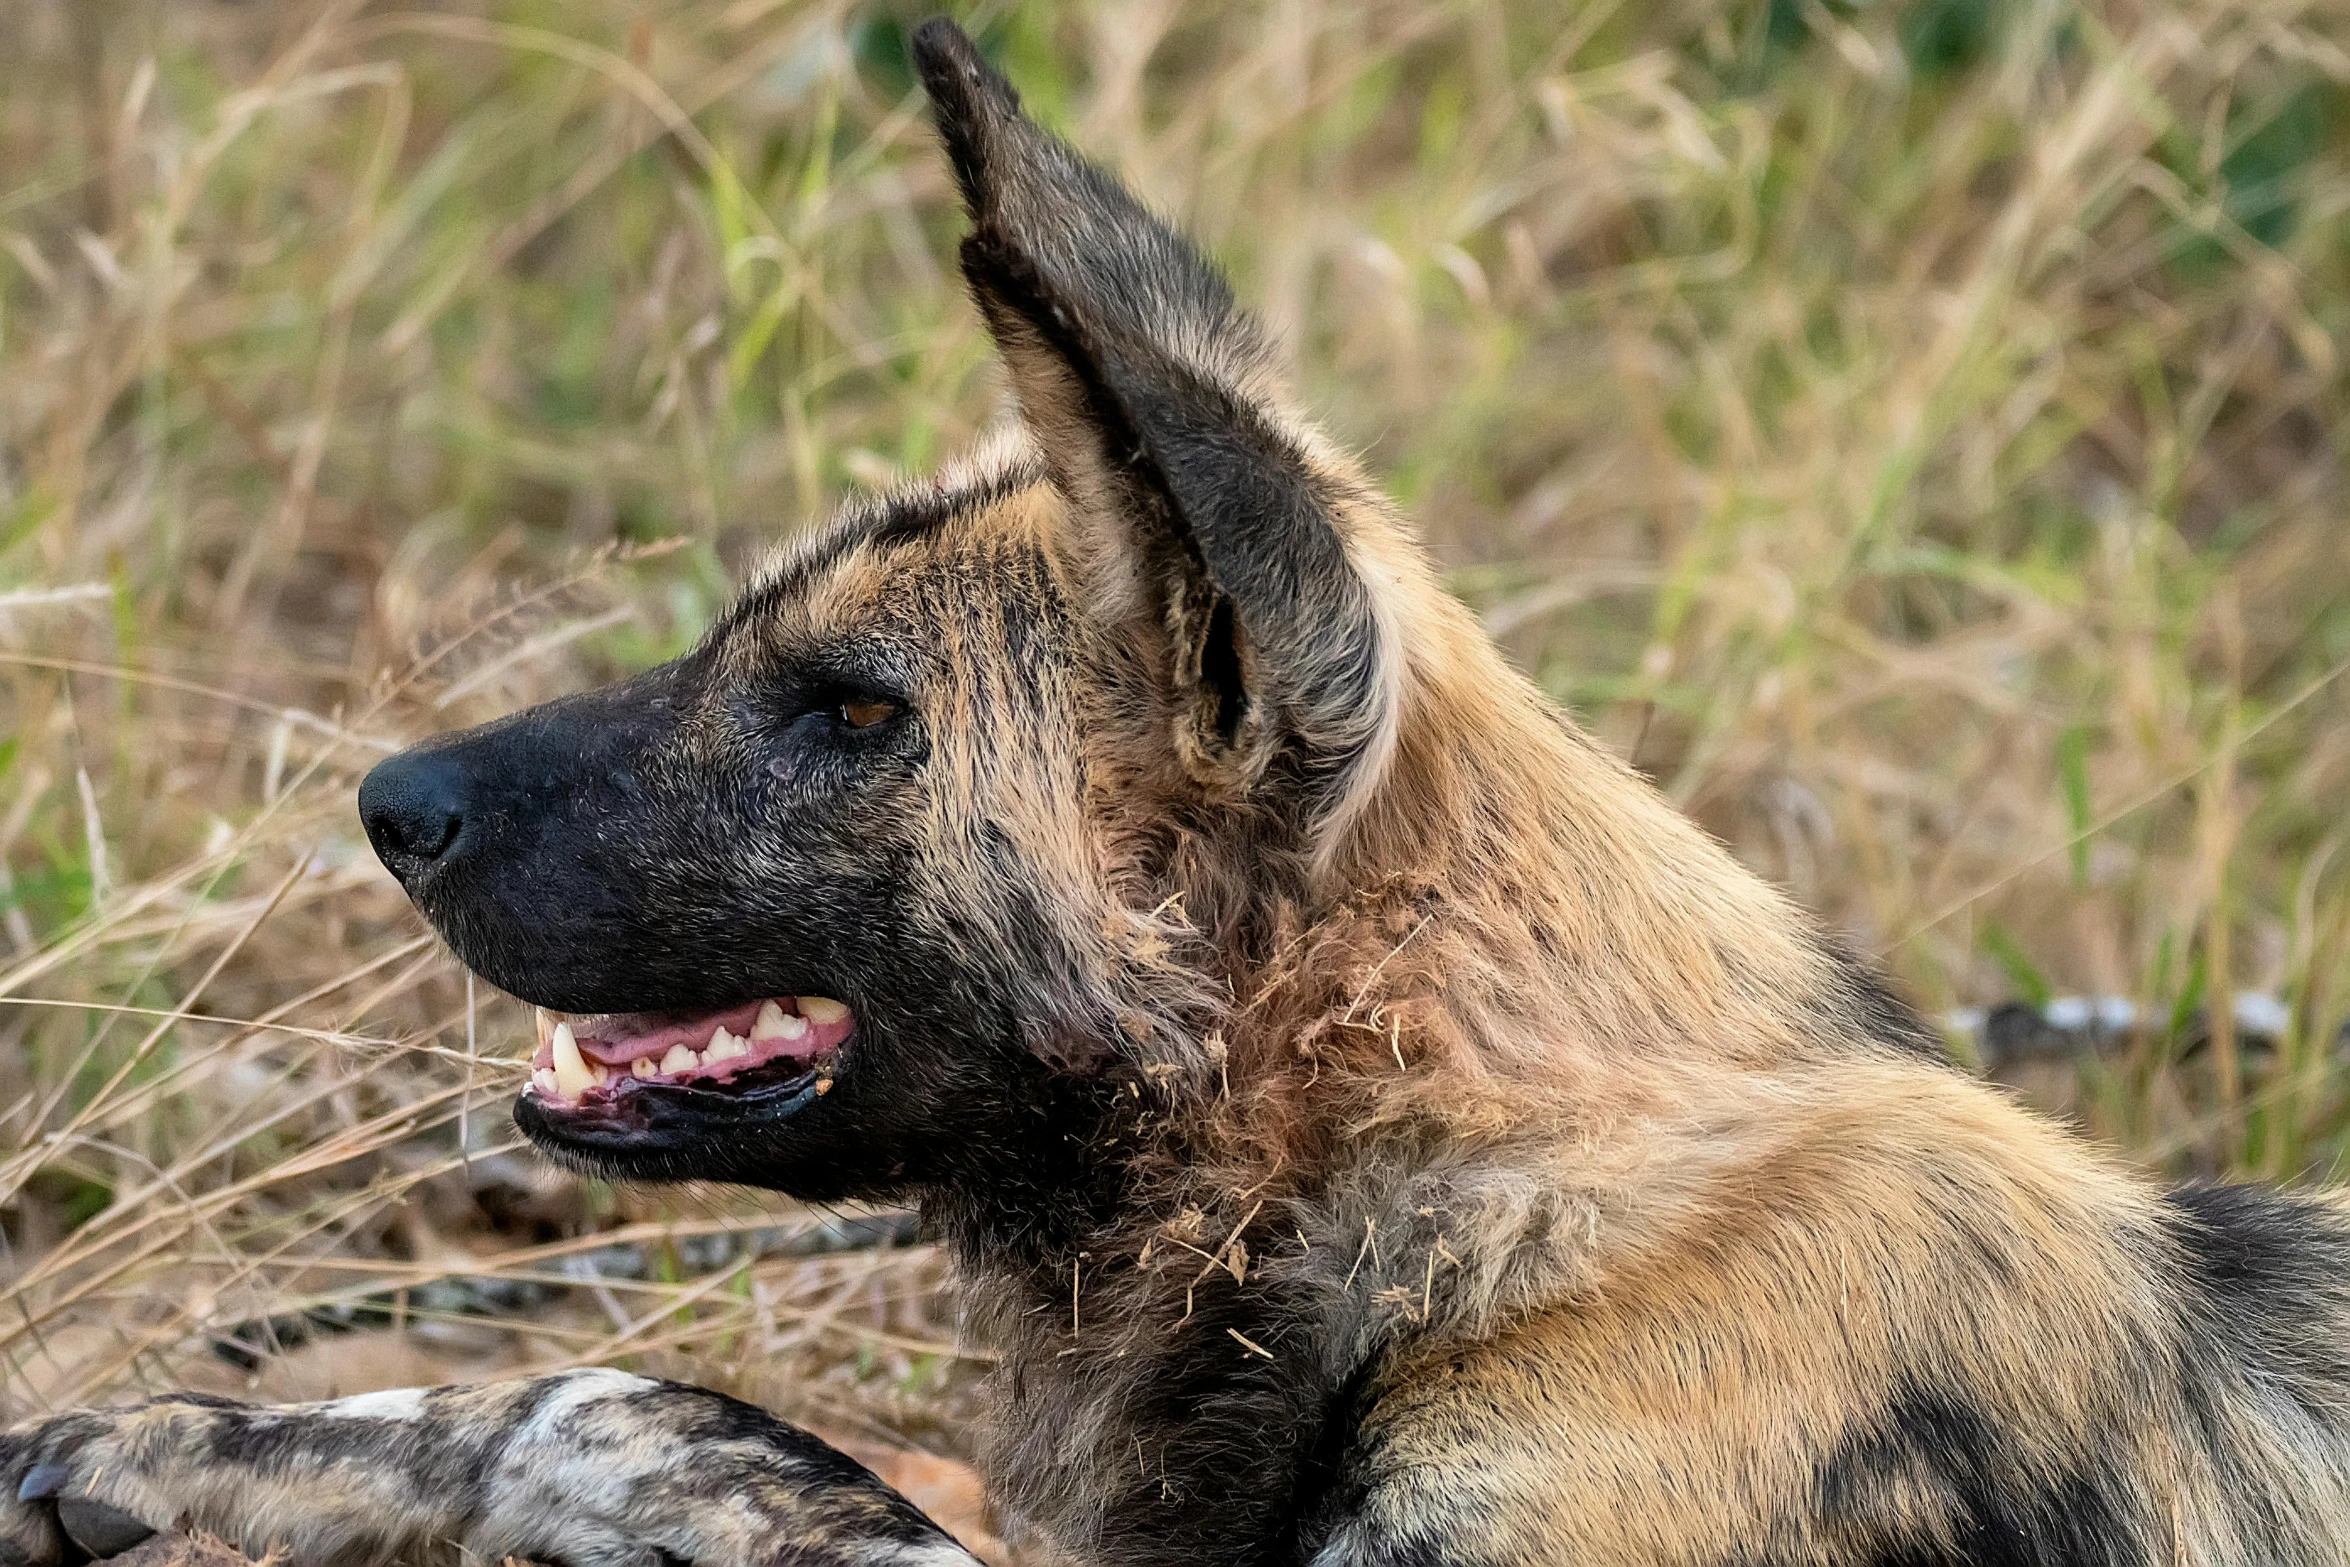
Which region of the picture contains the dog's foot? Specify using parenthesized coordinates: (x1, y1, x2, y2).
(1, 1371, 978, 1567)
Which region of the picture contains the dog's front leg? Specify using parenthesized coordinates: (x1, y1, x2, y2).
(0, 1369, 979, 1567)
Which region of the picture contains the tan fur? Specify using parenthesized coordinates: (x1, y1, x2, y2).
(925, 431, 2350, 1563)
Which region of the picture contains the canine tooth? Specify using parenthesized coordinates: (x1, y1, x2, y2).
(659, 1043, 698, 1075)
(550, 1023, 596, 1098)
(533, 1068, 559, 1097)
(632, 1056, 659, 1078)
(750, 1001, 792, 1041)
(798, 996, 849, 1025)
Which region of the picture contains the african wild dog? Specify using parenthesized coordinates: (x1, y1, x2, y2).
(8, 18, 2350, 1567)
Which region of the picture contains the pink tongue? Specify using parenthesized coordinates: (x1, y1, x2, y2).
(573, 1002, 767, 1065)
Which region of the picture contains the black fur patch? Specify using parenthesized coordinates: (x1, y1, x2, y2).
(2161, 1181, 2350, 1423)
(1092, 1286, 1341, 1559)
(1820, 938, 1946, 1059)
(1812, 1378, 2143, 1566)
(1279, 1355, 1382, 1561)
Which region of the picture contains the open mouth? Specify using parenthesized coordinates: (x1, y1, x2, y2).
(526, 996, 853, 1111)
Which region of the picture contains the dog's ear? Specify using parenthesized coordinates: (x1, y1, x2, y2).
(913, 20, 1392, 822)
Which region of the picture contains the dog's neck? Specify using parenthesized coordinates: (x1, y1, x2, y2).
(923, 598, 1929, 1329)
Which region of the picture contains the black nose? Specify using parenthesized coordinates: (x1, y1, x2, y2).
(358, 749, 468, 882)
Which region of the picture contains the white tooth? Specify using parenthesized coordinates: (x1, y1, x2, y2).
(797, 996, 849, 1026)
(551, 1023, 595, 1098)
(533, 1068, 560, 1097)
(750, 1001, 791, 1041)
(659, 1043, 699, 1075)
(631, 1056, 659, 1078)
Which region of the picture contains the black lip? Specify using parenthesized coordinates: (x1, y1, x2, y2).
(513, 1045, 837, 1166)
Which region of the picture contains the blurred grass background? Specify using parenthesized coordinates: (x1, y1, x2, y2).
(2, 0, 2348, 1481)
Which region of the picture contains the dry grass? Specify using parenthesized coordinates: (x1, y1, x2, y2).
(2, 0, 2347, 1461)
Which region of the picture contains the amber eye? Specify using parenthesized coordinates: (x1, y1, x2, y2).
(838, 696, 902, 729)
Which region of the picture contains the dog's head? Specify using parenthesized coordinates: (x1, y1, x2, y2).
(358, 21, 1419, 1207)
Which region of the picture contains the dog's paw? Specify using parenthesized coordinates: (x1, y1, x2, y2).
(1, 1406, 178, 1565)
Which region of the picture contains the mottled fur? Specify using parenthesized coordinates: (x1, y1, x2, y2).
(5, 1372, 965, 1567)
(8, 20, 2349, 1567)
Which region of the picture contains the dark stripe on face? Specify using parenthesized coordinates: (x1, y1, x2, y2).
(719, 457, 1049, 635)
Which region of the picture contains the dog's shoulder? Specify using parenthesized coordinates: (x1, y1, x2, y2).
(1295, 1058, 2350, 1565)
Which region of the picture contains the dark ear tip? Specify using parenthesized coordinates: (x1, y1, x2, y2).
(912, 18, 1020, 131)
(909, 17, 976, 78)
(911, 18, 1000, 108)
(912, 18, 1025, 215)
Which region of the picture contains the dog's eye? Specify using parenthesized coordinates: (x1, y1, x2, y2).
(837, 696, 903, 729)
